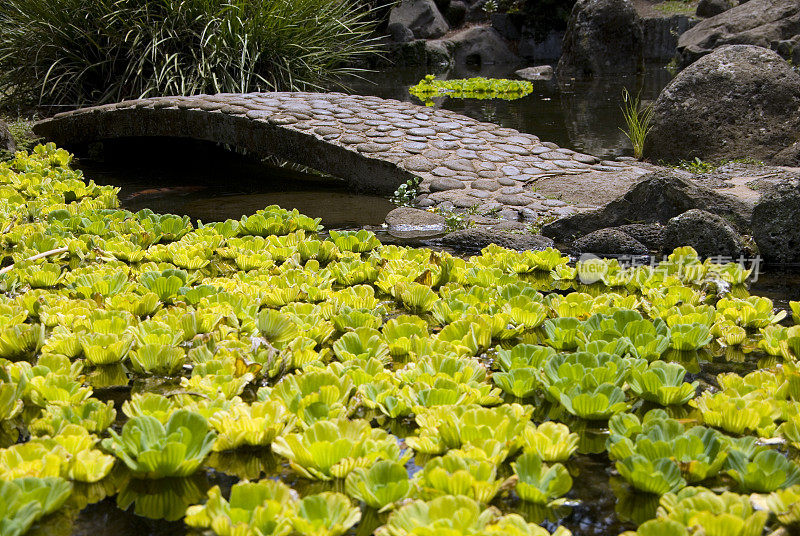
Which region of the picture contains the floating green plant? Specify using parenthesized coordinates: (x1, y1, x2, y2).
(101, 409, 216, 479)
(410, 75, 534, 106)
(0, 144, 795, 535)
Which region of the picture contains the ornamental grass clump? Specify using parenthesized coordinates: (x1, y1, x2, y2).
(620, 88, 654, 160)
(0, 0, 378, 106)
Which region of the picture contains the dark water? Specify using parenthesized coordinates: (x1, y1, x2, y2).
(75, 138, 396, 229)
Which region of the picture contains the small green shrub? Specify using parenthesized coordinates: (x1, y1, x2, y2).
(620, 88, 654, 160)
(390, 178, 422, 207)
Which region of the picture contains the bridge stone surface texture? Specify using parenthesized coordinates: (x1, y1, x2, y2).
(34, 92, 648, 221)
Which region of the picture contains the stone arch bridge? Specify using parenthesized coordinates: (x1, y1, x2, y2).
(34, 92, 647, 216)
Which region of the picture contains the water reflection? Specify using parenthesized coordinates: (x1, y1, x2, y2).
(115, 474, 208, 522)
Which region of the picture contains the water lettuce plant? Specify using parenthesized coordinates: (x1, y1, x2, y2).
(512, 452, 572, 505)
(101, 409, 216, 478)
(208, 400, 294, 452)
(725, 449, 800, 493)
(291, 492, 361, 536)
(407, 404, 532, 462)
(345, 460, 412, 511)
(374, 495, 571, 536)
(608, 411, 729, 486)
(654, 486, 768, 536)
(414, 450, 508, 504)
(521, 422, 579, 462)
(764, 485, 800, 527)
(410, 75, 534, 106)
(271, 418, 408, 480)
(0, 477, 72, 536)
(185, 478, 298, 536)
(628, 361, 698, 406)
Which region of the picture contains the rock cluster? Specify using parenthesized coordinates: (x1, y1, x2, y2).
(541, 171, 751, 242)
(678, 0, 800, 67)
(751, 179, 800, 264)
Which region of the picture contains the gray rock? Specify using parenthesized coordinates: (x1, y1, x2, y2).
(646, 45, 800, 165)
(430, 177, 466, 191)
(677, 0, 800, 67)
(440, 227, 554, 252)
(389, 0, 450, 39)
(387, 22, 415, 42)
(491, 220, 527, 231)
(613, 223, 665, 250)
(641, 13, 698, 61)
(574, 228, 649, 255)
(465, 0, 490, 22)
(497, 208, 521, 221)
(541, 171, 752, 241)
(444, 0, 467, 26)
(515, 65, 555, 80)
(385, 206, 447, 238)
(662, 209, 749, 258)
(386, 38, 453, 66)
(441, 26, 522, 66)
(751, 179, 800, 264)
(491, 13, 523, 40)
(0, 120, 15, 154)
(557, 0, 644, 78)
(696, 0, 735, 18)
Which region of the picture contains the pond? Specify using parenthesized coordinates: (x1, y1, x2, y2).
(15, 68, 796, 536)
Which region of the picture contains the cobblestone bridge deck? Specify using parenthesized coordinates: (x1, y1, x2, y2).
(34, 92, 649, 219)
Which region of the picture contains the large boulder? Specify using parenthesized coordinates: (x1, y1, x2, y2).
(0, 120, 15, 154)
(557, 0, 643, 78)
(677, 0, 800, 67)
(645, 45, 800, 165)
(440, 26, 521, 66)
(464, 0, 489, 22)
(613, 223, 665, 251)
(541, 171, 752, 241)
(387, 22, 415, 43)
(388, 0, 449, 39)
(751, 179, 800, 264)
(661, 209, 750, 258)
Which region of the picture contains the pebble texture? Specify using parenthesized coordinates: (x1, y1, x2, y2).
(33, 92, 641, 218)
